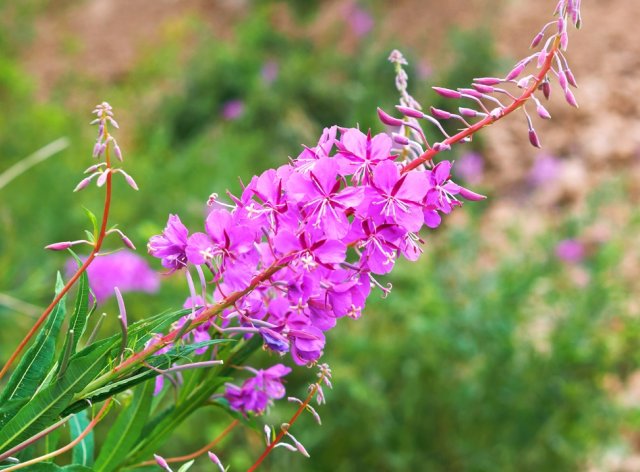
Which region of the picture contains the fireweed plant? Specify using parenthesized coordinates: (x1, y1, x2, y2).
(0, 1, 581, 470)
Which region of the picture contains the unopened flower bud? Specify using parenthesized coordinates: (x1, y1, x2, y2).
(96, 170, 110, 187)
(114, 143, 123, 161)
(395, 105, 424, 119)
(473, 77, 502, 86)
(432, 87, 462, 99)
(564, 68, 578, 88)
(458, 187, 487, 201)
(458, 88, 483, 99)
(537, 50, 547, 68)
(115, 169, 139, 190)
(541, 80, 551, 100)
(92, 142, 105, 158)
(392, 133, 410, 145)
(528, 129, 541, 148)
(208, 452, 225, 472)
(557, 69, 568, 91)
(154, 454, 172, 472)
(376, 107, 405, 127)
(564, 88, 579, 108)
(74, 173, 99, 192)
(530, 31, 544, 49)
(505, 62, 526, 81)
(472, 83, 495, 94)
(432, 142, 451, 152)
(536, 102, 551, 119)
(120, 233, 136, 250)
(560, 31, 569, 50)
(430, 107, 453, 120)
(45, 241, 73, 251)
(516, 76, 532, 88)
(459, 107, 481, 117)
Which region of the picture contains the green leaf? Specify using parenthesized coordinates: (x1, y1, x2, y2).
(128, 336, 262, 462)
(177, 460, 195, 472)
(84, 207, 99, 241)
(0, 397, 28, 430)
(70, 410, 94, 467)
(58, 251, 95, 376)
(93, 380, 154, 472)
(0, 341, 109, 452)
(0, 273, 67, 404)
(72, 339, 234, 407)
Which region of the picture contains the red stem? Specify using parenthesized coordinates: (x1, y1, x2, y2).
(131, 419, 239, 467)
(247, 379, 322, 472)
(2, 399, 112, 472)
(110, 258, 292, 375)
(402, 38, 561, 174)
(0, 135, 114, 382)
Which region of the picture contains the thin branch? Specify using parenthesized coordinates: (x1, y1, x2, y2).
(129, 419, 239, 468)
(0, 131, 113, 382)
(1, 400, 111, 471)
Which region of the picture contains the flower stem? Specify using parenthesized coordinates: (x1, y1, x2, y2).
(247, 375, 324, 472)
(128, 419, 239, 468)
(1, 399, 111, 471)
(0, 129, 114, 383)
(402, 36, 561, 174)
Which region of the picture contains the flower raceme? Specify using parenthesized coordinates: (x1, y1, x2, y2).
(148, 127, 483, 366)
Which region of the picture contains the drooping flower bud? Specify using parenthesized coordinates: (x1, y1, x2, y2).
(45, 241, 73, 251)
(395, 105, 424, 119)
(430, 107, 453, 120)
(472, 83, 495, 94)
(564, 88, 579, 108)
(376, 107, 405, 127)
(432, 87, 462, 99)
(392, 133, 410, 145)
(535, 101, 552, 119)
(505, 61, 526, 81)
(473, 77, 503, 86)
(530, 31, 544, 49)
(541, 79, 551, 100)
(528, 128, 542, 148)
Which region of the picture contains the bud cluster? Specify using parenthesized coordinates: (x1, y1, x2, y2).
(378, 0, 581, 165)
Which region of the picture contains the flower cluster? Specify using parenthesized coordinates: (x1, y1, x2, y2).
(224, 364, 291, 416)
(149, 124, 482, 366)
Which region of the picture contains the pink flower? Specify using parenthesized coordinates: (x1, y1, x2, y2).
(66, 250, 160, 304)
(221, 99, 245, 121)
(555, 239, 585, 263)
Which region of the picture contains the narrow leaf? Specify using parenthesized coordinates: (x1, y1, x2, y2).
(58, 251, 95, 374)
(0, 341, 109, 452)
(177, 460, 195, 472)
(0, 273, 67, 404)
(70, 410, 94, 467)
(84, 207, 99, 241)
(93, 380, 154, 472)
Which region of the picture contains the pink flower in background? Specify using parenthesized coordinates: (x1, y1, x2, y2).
(455, 151, 484, 184)
(67, 250, 160, 304)
(346, 3, 374, 38)
(221, 99, 245, 121)
(529, 153, 561, 187)
(555, 239, 585, 264)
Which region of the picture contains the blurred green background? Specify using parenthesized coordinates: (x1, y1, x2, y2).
(2, 0, 640, 470)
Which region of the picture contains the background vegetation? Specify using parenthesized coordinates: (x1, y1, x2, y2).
(1, 1, 639, 470)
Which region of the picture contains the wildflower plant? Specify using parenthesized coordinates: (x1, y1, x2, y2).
(0, 1, 582, 470)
